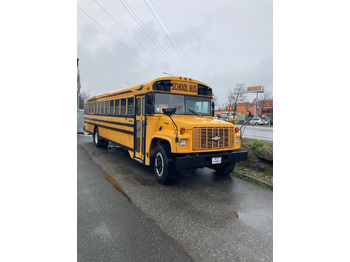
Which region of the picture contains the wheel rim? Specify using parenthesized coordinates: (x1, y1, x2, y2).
(155, 152, 163, 177)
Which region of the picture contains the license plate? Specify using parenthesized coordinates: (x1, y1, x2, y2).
(212, 157, 222, 164)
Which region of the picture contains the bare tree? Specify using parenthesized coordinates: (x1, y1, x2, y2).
(226, 89, 235, 112)
(259, 90, 272, 102)
(212, 96, 221, 110)
(227, 83, 247, 117)
(78, 91, 90, 109)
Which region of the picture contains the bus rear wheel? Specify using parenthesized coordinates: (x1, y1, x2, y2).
(93, 127, 108, 148)
(153, 145, 173, 184)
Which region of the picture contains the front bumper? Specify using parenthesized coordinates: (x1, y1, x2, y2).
(173, 150, 248, 170)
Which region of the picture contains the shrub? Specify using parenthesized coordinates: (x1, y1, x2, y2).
(251, 140, 263, 149)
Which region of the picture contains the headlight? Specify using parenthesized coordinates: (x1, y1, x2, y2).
(179, 140, 187, 146)
(236, 137, 240, 144)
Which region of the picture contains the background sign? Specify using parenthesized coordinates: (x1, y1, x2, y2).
(247, 86, 264, 93)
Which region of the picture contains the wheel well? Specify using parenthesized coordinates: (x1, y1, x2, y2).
(150, 138, 171, 158)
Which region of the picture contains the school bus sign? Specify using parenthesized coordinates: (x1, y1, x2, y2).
(247, 86, 264, 93)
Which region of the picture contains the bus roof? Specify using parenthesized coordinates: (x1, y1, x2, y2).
(85, 76, 212, 102)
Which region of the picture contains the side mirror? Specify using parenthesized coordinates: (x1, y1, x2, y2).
(211, 101, 215, 117)
(145, 93, 154, 115)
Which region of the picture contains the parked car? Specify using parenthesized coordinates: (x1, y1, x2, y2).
(248, 118, 267, 125)
(238, 117, 246, 123)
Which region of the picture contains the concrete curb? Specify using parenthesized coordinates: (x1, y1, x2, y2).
(233, 171, 273, 189)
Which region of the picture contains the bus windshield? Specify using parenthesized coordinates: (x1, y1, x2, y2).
(154, 93, 211, 116)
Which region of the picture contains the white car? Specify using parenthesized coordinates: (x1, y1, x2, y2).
(248, 118, 266, 125)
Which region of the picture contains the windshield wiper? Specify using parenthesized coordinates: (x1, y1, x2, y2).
(187, 108, 202, 117)
(175, 106, 183, 112)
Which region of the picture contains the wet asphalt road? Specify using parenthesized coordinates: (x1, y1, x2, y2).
(236, 125, 273, 141)
(78, 140, 192, 262)
(78, 134, 273, 261)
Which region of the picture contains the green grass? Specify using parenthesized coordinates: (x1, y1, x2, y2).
(231, 172, 272, 190)
(251, 140, 264, 149)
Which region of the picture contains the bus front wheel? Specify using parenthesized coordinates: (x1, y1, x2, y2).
(153, 145, 173, 184)
(93, 128, 108, 148)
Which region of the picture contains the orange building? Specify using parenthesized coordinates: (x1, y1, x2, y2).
(217, 100, 273, 118)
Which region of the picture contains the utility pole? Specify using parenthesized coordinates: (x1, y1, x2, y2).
(77, 58, 84, 134)
(255, 92, 259, 118)
(77, 58, 81, 111)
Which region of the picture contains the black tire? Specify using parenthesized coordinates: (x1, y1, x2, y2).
(93, 127, 109, 148)
(213, 163, 235, 175)
(255, 122, 259, 125)
(153, 145, 173, 184)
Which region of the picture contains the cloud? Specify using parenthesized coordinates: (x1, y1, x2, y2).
(207, 55, 273, 105)
(77, 0, 272, 104)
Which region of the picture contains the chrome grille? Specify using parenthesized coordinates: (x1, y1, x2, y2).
(193, 127, 234, 150)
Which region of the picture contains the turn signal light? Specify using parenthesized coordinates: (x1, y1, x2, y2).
(235, 127, 240, 133)
(180, 127, 186, 134)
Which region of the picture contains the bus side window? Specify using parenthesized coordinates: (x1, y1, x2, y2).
(110, 100, 114, 114)
(115, 99, 120, 115)
(128, 97, 134, 115)
(106, 101, 110, 114)
(121, 98, 126, 115)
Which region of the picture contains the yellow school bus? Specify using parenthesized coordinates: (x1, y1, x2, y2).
(84, 76, 247, 184)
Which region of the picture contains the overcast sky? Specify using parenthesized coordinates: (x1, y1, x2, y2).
(77, 0, 272, 106)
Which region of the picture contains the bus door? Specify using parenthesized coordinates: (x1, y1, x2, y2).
(134, 95, 146, 161)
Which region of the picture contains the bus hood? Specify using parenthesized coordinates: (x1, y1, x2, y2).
(170, 115, 234, 129)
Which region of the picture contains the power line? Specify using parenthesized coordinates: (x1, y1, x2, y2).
(94, 0, 170, 73)
(80, 73, 125, 91)
(150, 0, 199, 79)
(78, 6, 160, 75)
(80, 62, 112, 76)
(80, 70, 120, 86)
(80, 62, 127, 89)
(144, 0, 196, 78)
(80, 78, 116, 91)
(117, 0, 185, 76)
